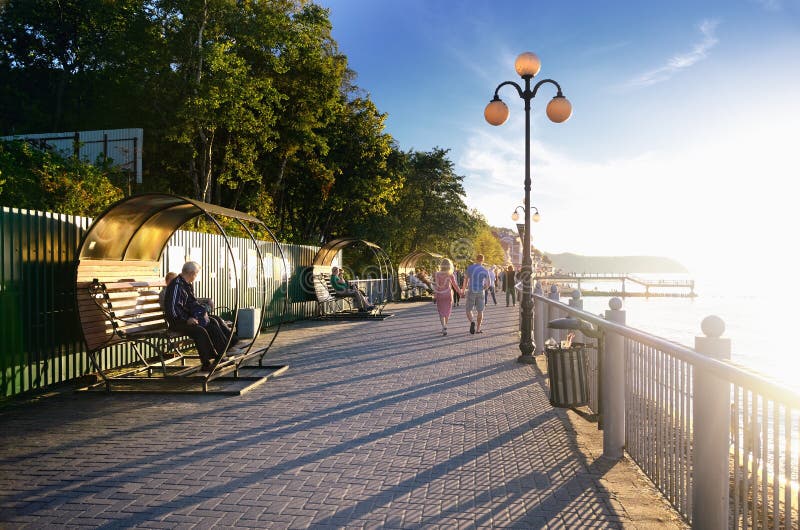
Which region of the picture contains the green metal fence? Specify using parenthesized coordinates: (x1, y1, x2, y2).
(0, 207, 325, 397)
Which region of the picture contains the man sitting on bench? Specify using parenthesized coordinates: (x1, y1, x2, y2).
(163, 261, 238, 371)
(330, 267, 374, 312)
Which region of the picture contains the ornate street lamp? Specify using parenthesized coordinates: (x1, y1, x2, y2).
(512, 206, 540, 256)
(486, 52, 571, 363)
(512, 205, 540, 223)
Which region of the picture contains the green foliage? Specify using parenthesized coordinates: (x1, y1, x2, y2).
(0, 140, 123, 216)
(360, 147, 480, 263)
(0, 0, 503, 265)
(473, 226, 506, 266)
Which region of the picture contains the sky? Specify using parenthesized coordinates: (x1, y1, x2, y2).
(317, 0, 800, 283)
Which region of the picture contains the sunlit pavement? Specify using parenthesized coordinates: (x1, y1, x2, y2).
(0, 301, 687, 528)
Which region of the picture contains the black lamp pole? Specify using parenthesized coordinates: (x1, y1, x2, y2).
(485, 52, 571, 364)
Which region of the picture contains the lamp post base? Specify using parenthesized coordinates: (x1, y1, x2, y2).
(517, 353, 537, 364)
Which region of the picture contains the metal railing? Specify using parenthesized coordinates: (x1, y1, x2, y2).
(533, 292, 800, 528)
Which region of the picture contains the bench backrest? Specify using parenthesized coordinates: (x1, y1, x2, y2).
(312, 274, 334, 303)
(76, 259, 166, 352)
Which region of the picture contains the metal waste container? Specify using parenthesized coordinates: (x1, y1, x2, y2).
(545, 342, 589, 408)
(236, 307, 261, 339)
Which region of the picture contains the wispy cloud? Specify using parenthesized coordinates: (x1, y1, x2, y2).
(457, 99, 797, 264)
(624, 20, 719, 89)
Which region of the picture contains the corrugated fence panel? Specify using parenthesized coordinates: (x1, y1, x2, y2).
(1, 209, 92, 396)
(0, 207, 326, 398)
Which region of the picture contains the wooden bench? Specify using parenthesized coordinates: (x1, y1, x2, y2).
(77, 260, 247, 386)
(313, 273, 353, 316)
(80, 277, 198, 384)
(398, 273, 416, 300)
(398, 272, 429, 300)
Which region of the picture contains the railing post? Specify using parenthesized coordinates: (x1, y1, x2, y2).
(548, 284, 561, 342)
(533, 282, 544, 353)
(602, 297, 625, 459)
(692, 315, 731, 529)
(568, 289, 583, 343)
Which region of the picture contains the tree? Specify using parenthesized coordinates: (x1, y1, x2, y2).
(361, 147, 478, 262)
(0, 0, 499, 257)
(0, 0, 161, 133)
(472, 226, 506, 266)
(153, 0, 285, 204)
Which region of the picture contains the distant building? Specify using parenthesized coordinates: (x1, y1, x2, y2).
(1, 128, 143, 183)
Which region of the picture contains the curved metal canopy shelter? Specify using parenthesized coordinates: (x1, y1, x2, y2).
(75, 193, 288, 392)
(397, 250, 445, 275)
(395, 250, 446, 301)
(311, 237, 394, 314)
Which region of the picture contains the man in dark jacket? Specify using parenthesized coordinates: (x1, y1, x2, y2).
(163, 261, 234, 371)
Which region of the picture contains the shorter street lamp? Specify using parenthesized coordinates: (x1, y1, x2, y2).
(512, 205, 540, 266)
(512, 205, 540, 224)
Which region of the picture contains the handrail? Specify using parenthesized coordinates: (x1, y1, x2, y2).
(533, 292, 800, 527)
(533, 293, 800, 405)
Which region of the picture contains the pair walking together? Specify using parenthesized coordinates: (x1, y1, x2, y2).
(432, 254, 491, 336)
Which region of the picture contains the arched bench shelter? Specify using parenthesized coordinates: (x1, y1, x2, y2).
(397, 250, 445, 300)
(75, 193, 288, 393)
(309, 237, 394, 319)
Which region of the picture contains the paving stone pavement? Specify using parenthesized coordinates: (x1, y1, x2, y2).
(0, 301, 688, 529)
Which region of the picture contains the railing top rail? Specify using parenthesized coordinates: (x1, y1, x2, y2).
(534, 294, 800, 406)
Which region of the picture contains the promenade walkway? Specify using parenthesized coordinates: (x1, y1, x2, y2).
(0, 301, 686, 528)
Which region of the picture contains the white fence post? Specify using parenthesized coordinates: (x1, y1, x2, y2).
(602, 297, 625, 459)
(692, 315, 731, 529)
(568, 289, 583, 343)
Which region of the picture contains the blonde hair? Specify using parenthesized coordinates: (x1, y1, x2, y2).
(439, 258, 452, 272)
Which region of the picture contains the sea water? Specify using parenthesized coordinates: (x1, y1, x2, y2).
(557, 274, 800, 394)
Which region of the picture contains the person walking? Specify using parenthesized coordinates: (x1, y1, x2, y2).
(464, 254, 489, 334)
(452, 263, 464, 307)
(433, 258, 463, 335)
(485, 265, 498, 305)
(505, 264, 516, 306)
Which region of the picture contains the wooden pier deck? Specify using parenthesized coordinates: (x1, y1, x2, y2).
(538, 272, 696, 297)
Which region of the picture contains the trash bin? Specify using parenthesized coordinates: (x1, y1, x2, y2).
(545, 343, 589, 408)
(236, 307, 261, 339)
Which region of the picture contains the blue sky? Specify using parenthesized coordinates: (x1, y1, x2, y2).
(318, 0, 800, 280)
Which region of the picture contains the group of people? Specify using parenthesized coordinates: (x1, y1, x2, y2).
(162, 255, 521, 366)
(479, 263, 519, 307)
(160, 261, 240, 372)
(430, 254, 513, 336)
(408, 268, 434, 293)
(426, 255, 529, 336)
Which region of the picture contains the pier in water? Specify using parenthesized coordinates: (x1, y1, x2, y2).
(537, 272, 696, 297)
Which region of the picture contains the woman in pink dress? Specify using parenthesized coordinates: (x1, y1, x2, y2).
(433, 258, 463, 336)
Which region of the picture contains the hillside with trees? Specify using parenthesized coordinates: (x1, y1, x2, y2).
(545, 253, 688, 273)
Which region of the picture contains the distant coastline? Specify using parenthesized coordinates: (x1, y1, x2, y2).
(545, 253, 688, 274)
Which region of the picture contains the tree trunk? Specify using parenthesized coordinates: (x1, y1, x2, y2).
(201, 129, 214, 202)
(192, 0, 211, 202)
